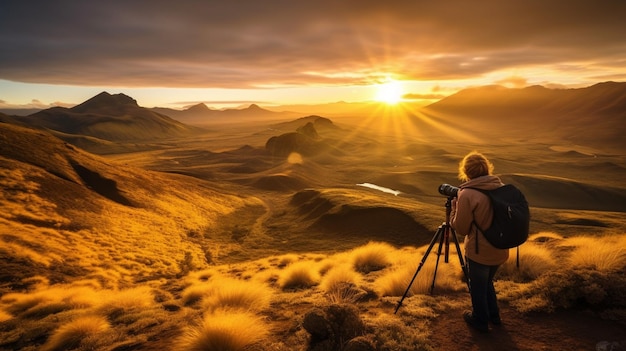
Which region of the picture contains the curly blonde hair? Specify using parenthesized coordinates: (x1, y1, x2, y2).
(458, 151, 494, 181)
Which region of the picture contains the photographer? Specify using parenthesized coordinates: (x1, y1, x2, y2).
(450, 151, 509, 333)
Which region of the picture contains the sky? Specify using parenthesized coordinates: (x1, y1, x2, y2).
(1, 0, 625, 110)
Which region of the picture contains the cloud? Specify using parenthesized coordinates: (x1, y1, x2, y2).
(495, 76, 529, 88)
(0, 99, 70, 109)
(1, 0, 625, 88)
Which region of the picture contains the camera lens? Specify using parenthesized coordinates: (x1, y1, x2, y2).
(438, 184, 459, 197)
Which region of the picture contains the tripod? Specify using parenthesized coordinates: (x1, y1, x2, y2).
(394, 196, 470, 314)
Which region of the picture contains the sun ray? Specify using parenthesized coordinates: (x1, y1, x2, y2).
(374, 80, 404, 105)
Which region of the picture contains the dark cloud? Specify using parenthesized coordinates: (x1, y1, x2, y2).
(1, 0, 625, 88)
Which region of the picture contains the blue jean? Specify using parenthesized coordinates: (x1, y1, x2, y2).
(467, 258, 500, 328)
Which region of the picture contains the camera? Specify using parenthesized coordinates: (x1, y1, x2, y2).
(438, 183, 459, 197)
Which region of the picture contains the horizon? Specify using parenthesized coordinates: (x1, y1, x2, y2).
(1, 1, 626, 110)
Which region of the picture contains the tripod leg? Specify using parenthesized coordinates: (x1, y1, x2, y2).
(394, 226, 443, 314)
(450, 228, 471, 293)
(429, 225, 447, 294)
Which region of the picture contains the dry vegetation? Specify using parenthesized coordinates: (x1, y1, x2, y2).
(1, 236, 625, 350)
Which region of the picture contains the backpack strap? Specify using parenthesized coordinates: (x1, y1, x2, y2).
(465, 187, 489, 255)
(471, 220, 481, 254)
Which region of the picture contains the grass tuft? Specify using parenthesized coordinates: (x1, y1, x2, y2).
(319, 265, 365, 303)
(202, 277, 273, 312)
(180, 309, 269, 351)
(566, 236, 626, 271)
(498, 244, 557, 281)
(278, 261, 320, 290)
(375, 251, 463, 297)
(350, 241, 394, 273)
(41, 315, 111, 351)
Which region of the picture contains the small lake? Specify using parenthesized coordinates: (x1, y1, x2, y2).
(356, 183, 401, 196)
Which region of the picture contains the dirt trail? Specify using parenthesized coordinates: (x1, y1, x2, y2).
(427, 293, 625, 351)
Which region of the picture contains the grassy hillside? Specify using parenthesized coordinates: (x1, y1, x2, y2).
(0, 123, 259, 292)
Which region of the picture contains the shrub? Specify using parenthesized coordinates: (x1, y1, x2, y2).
(278, 261, 320, 290)
(509, 268, 626, 313)
(302, 304, 366, 350)
(180, 310, 269, 351)
(41, 315, 111, 351)
(350, 241, 394, 273)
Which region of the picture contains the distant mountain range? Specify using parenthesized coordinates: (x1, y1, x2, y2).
(1, 81, 624, 152)
(151, 103, 299, 125)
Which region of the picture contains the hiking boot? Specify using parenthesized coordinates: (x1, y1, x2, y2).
(463, 311, 489, 333)
(490, 316, 502, 326)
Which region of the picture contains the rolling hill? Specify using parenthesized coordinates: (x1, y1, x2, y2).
(0, 122, 255, 291)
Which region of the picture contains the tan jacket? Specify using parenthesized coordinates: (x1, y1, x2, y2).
(451, 175, 509, 266)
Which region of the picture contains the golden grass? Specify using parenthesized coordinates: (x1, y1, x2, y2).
(566, 236, 626, 271)
(1, 232, 625, 350)
(374, 255, 463, 297)
(528, 232, 564, 242)
(182, 284, 215, 306)
(41, 315, 111, 351)
(368, 315, 431, 351)
(319, 265, 365, 303)
(0, 309, 12, 322)
(201, 277, 273, 312)
(180, 309, 269, 351)
(319, 265, 363, 292)
(274, 253, 300, 268)
(0, 167, 70, 227)
(278, 261, 321, 290)
(498, 244, 557, 281)
(95, 286, 156, 322)
(350, 241, 394, 273)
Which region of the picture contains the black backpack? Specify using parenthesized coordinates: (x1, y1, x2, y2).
(466, 184, 530, 249)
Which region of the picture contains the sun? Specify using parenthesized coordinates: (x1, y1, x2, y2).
(374, 80, 404, 105)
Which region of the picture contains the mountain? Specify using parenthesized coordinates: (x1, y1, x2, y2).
(152, 103, 300, 125)
(0, 108, 42, 116)
(421, 81, 626, 150)
(14, 92, 203, 142)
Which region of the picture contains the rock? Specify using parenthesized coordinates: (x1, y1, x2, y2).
(596, 341, 625, 351)
(303, 308, 331, 340)
(344, 336, 376, 351)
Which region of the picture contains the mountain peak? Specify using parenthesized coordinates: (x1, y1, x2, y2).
(186, 103, 210, 112)
(71, 92, 138, 113)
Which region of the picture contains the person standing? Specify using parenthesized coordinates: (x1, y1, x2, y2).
(450, 151, 509, 332)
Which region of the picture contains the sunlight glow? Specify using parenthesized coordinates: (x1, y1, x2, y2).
(374, 80, 404, 105)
